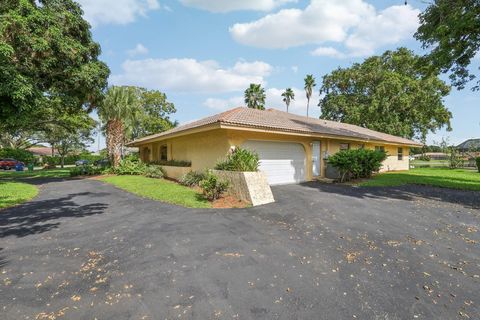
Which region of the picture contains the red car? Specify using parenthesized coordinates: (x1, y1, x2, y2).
(0, 158, 24, 170)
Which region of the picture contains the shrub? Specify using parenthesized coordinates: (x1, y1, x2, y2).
(214, 147, 259, 172)
(476, 157, 480, 173)
(144, 165, 165, 179)
(199, 170, 229, 200)
(417, 154, 431, 161)
(328, 149, 387, 182)
(448, 148, 463, 169)
(151, 159, 192, 167)
(69, 165, 103, 177)
(0, 148, 34, 164)
(114, 158, 147, 175)
(180, 171, 206, 187)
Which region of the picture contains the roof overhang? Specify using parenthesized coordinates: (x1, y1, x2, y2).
(127, 121, 422, 148)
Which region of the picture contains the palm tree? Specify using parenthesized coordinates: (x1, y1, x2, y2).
(98, 86, 140, 167)
(244, 84, 266, 110)
(304, 74, 316, 117)
(281, 88, 295, 113)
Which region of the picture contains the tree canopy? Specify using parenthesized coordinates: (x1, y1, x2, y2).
(319, 48, 452, 141)
(415, 0, 480, 91)
(244, 84, 266, 110)
(0, 0, 110, 132)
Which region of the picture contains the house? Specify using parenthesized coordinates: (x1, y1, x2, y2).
(456, 138, 480, 152)
(127, 107, 422, 185)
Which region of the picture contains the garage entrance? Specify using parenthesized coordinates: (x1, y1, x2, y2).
(242, 140, 306, 185)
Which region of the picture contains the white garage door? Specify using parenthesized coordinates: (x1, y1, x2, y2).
(242, 140, 306, 185)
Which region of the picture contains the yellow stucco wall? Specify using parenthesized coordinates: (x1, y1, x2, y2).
(137, 128, 411, 181)
(141, 129, 231, 172)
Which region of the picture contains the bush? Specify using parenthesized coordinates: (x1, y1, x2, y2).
(199, 170, 229, 200)
(476, 157, 480, 173)
(114, 158, 147, 175)
(448, 148, 463, 169)
(151, 159, 192, 167)
(0, 148, 34, 164)
(179, 171, 206, 187)
(69, 165, 103, 177)
(214, 147, 259, 172)
(144, 165, 165, 179)
(417, 154, 431, 161)
(328, 149, 387, 182)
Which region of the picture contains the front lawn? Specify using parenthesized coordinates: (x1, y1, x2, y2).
(0, 180, 39, 209)
(100, 175, 211, 208)
(0, 168, 71, 179)
(359, 167, 480, 191)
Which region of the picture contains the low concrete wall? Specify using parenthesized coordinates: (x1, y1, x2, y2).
(162, 166, 191, 180)
(213, 170, 275, 206)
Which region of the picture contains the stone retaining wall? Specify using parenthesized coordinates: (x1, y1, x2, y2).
(213, 170, 275, 206)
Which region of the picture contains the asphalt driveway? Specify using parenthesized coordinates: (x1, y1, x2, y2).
(1, 179, 479, 319)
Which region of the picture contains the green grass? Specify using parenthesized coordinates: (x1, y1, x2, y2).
(0, 168, 71, 180)
(359, 167, 480, 191)
(100, 175, 211, 208)
(0, 180, 39, 209)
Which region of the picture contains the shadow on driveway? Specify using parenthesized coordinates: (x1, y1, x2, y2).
(0, 192, 108, 238)
(299, 181, 480, 209)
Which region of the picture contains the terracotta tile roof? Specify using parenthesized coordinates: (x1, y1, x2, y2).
(27, 147, 57, 156)
(128, 107, 422, 146)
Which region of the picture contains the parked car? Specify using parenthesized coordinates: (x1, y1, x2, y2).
(0, 158, 24, 170)
(75, 159, 89, 166)
(94, 158, 110, 167)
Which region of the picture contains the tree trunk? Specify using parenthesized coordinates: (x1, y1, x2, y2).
(106, 119, 124, 167)
(60, 155, 64, 168)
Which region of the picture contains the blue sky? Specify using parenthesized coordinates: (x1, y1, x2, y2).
(78, 0, 479, 151)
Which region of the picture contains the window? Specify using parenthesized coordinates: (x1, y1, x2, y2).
(358, 144, 365, 149)
(398, 147, 403, 160)
(160, 145, 168, 161)
(339, 143, 350, 151)
(375, 146, 385, 152)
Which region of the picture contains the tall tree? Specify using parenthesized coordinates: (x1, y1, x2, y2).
(415, 0, 480, 91)
(244, 84, 266, 110)
(304, 75, 316, 117)
(0, 0, 109, 132)
(98, 86, 140, 167)
(318, 48, 452, 141)
(281, 88, 295, 113)
(128, 89, 177, 140)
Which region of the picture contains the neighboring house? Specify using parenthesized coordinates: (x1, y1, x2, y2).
(413, 152, 449, 160)
(127, 107, 421, 185)
(28, 147, 58, 157)
(456, 138, 480, 152)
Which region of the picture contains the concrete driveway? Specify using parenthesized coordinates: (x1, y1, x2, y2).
(0, 178, 479, 319)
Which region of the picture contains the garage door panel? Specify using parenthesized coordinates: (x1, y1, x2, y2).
(242, 140, 306, 185)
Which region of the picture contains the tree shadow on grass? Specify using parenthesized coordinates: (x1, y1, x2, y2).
(299, 181, 480, 210)
(0, 192, 108, 238)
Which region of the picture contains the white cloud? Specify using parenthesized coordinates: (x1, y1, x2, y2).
(77, 0, 160, 27)
(127, 43, 149, 57)
(179, 0, 296, 12)
(203, 87, 320, 116)
(310, 46, 345, 58)
(230, 0, 420, 56)
(204, 96, 244, 110)
(111, 58, 272, 93)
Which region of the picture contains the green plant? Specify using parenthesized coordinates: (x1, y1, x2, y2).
(114, 158, 147, 175)
(199, 170, 229, 200)
(144, 165, 165, 179)
(151, 159, 192, 167)
(448, 148, 463, 169)
(215, 147, 259, 172)
(180, 171, 206, 187)
(417, 154, 431, 161)
(0, 148, 34, 164)
(69, 165, 103, 177)
(476, 157, 480, 173)
(328, 149, 387, 182)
